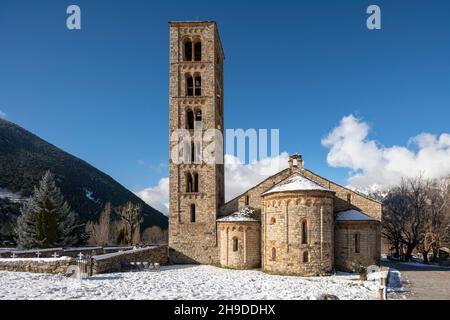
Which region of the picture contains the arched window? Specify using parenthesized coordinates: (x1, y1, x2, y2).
(195, 110, 202, 126)
(194, 42, 202, 61)
(301, 220, 308, 245)
(186, 173, 193, 192)
(271, 248, 276, 261)
(186, 109, 194, 129)
(193, 173, 199, 192)
(347, 193, 352, 204)
(303, 251, 309, 263)
(184, 41, 193, 61)
(186, 76, 194, 96)
(190, 204, 196, 223)
(194, 76, 201, 96)
(354, 233, 360, 253)
(232, 237, 238, 252)
(245, 195, 250, 206)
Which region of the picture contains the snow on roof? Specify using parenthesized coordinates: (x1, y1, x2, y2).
(336, 210, 377, 221)
(217, 207, 259, 222)
(262, 174, 331, 195)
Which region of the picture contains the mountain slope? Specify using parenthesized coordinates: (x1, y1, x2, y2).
(0, 118, 167, 243)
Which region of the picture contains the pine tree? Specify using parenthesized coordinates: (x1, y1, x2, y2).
(15, 171, 82, 249)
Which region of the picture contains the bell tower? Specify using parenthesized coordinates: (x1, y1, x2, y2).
(168, 21, 225, 264)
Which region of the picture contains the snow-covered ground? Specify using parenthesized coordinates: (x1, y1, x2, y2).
(0, 265, 382, 300)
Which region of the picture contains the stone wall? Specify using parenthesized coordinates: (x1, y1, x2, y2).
(0, 246, 168, 275)
(0, 246, 134, 259)
(262, 190, 335, 276)
(92, 245, 168, 274)
(0, 257, 74, 274)
(218, 221, 260, 269)
(334, 221, 381, 272)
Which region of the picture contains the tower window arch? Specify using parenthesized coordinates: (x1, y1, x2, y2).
(301, 220, 308, 245)
(232, 237, 238, 252)
(186, 172, 194, 192)
(186, 109, 194, 129)
(186, 75, 194, 96)
(193, 172, 199, 192)
(184, 41, 193, 61)
(195, 110, 202, 125)
(194, 41, 202, 61)
(194, 75, 201, 96)
(190, 204, 196, 223)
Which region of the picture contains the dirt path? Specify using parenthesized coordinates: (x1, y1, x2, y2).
(382, 261, 450, 300)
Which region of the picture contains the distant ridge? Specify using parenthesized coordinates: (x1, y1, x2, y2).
(0, 118, 167, 243)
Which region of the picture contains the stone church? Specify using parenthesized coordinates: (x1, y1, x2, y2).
(168, 21, 381, 276)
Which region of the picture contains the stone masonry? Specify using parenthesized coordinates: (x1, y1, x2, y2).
(168, 21, 225, 265)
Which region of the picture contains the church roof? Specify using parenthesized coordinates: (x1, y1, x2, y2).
(335, 210, 377, 221)
(262, 173, 331, 196)
(217, 207, 259, 222)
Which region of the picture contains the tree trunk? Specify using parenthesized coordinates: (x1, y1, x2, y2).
(405, 245, 415, 262)
(422, 250, 430, 264)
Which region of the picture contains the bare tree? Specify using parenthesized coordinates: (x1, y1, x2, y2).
(418, 178, 450, 262)
(142, 226, 167, 244)
(383, 176, 429, 261)
(85, 203, 112, 246)
(383, 176, 450, 262)
(118, 202, 143, 246)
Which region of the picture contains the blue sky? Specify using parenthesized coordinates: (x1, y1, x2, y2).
(1, 0, 450, 203)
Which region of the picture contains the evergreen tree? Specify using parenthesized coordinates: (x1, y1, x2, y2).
(15, 171, 83, 249)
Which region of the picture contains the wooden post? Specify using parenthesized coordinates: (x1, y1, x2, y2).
(379, 275, 387, 300)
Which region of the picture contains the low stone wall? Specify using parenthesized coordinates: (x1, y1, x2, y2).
(0, 246, 134, 258)
(0, 246, 168, 275)
(0, 257, 74, 274)
(92, 245, 168, 274)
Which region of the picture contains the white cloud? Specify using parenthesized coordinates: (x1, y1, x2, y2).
(322, 115, 450, 191)
(135, 177, 169, 215)
(135, 153, 290, 213)
(0, 110, 6, 119)
(224, 152, 290, 201)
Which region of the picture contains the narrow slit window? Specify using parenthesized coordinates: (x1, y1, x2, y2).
(303, 251, 309, 263)
(190, 204, 196, 223)
(301, 220, 308, 244)
(232, 237, 238, 252)
(354, 233, 360, 253)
